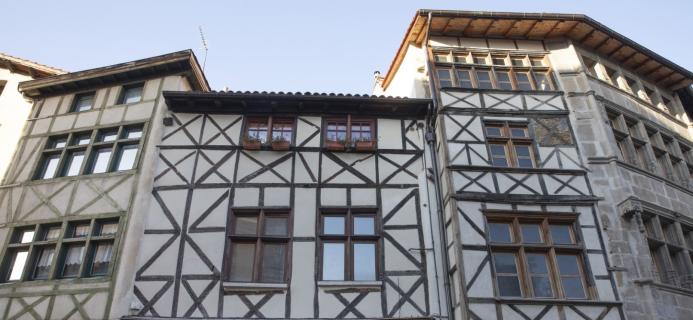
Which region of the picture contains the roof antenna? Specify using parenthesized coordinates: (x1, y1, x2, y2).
(198, 25, 209, 71)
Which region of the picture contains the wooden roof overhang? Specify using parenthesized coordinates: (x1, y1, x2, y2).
(0, 53, 65, 79)
(164, 91, 431, 118)
(383, 10, 693, 92)
(18, 50, 210, 97)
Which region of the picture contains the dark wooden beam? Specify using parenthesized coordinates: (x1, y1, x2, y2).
(522, 20, 541, 38)
(645, 65, 664, 77)
(440, 18, 452, 34)
(654, 70, 676, 83)
(607, 43, 626, 58)
(632, 59, 653, 72)
(579, 28, 597, 43)
(562, 21, 581, 37)
(542, 20, 562, 37)
(458, 18, 472, 36)
(503, 20, 520, 37)
(621, 51, 639, 65)
(594, 36, 612, 52)
(482, 19, 498, 37)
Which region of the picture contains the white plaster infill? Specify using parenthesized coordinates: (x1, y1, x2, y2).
(222, 282, 288, 294)
(317, 280, 383, 292)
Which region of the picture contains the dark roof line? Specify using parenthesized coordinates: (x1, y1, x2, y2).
(204, 90, 414, 100)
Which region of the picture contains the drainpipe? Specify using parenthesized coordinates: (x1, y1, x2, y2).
(422, 11, 456, 320)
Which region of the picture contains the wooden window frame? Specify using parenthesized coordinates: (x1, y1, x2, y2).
(0, 217, 120, 283)
(33, 123, 145, 180)
(318, 208, 381, 281)
(323, 115, 376, 144)
(483, 121, 536, 168)
(486, 213, 591, 300)
(242, 115, 296, 145)
(432, 50, 556, 91)
(224, 208, 292, 283)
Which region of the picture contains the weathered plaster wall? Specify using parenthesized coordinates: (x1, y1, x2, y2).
(0, 69, 33, 183)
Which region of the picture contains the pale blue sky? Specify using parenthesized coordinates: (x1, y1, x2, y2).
(2, 1, 691, 93)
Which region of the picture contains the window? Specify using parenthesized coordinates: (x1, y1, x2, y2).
(225, 209, 291, 283)
(324, 115, 375, 146)
(35, 124, 144, 180)
(118, 83, 144, 104)
(582, 56, 598, 77)
(484, 122, 535, 168)
(643, 214, 693, 288)
(320, 210, 379, 281)
(243, 116, 294, 145)
(71, 92, 95, 112)
(433, 51, 555, 91)
(602, 65, 617, 85)
(487, 215, 588, 299)
(0, 218, 119, 282)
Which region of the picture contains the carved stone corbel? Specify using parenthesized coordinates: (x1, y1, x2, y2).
(620, 198, 645, 233)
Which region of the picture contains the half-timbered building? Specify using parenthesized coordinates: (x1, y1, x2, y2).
(375, 9, 693, 320)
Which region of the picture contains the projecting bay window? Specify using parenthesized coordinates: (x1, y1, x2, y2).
(0, 218, 119, 282)
(225, 209, 291, 283)
(319, 210, 380, 281)
(484, 122, 535, 168)
(242, 116, 294, 150)
(487, 215, 589, 299)
(433, 51, 555, 91)
(642, 214, 693, 288)
(34, 124, 144, 180)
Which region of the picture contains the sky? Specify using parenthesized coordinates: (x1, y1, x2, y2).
(2, 1, 691, 94)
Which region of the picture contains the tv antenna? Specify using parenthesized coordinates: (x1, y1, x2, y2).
(199, 25, 209, 71)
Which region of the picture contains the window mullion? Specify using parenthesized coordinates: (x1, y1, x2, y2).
(47, 220, 69, 280)
(76, 219, 96, 278)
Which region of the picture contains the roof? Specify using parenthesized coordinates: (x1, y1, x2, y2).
(382, 10, 693, 91)
(163, 90, 430, 117)
(18, 50, 210, 97)
(0, 52, 66, 78)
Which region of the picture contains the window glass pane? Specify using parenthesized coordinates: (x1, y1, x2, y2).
(530, 57, 545, 67)
(247, 119, 269, 143)
(264, 216, 288, 236)
(527, 253, 548, 272)
(456, 70, 473, 88)
(61, 244, 85, 278)
(42, 226, 61, 241)
(89, 148, 112, 174)
(72, 133, 91, 146)
(97, 221, 118, 236)
(534, 72, 553, 90)
(515, 146, 533, 168)
(51, 137, 67, 149)
(496, 71, 513, 90)
(510, 128, 528, 138)
(115, 145, 138, 171)
(527, 253, 552, 297)
(123, 127, 143, 139)
(121, 85, 143, 104)
(497, 275, 522, 297)
(40, 155, 61, 179)
(486, 126, 502, 137)
(511, 57, 526, 67)
(32, 247, 55, 279)
(493, 253, 517, 273)
(353, 243, 376, 280)
(70, 223, 90, 238)
(19, 230, 35, 243)
(351, 122, 372, 141)
(8, 250, 29, 281)
(322, 243, 345, 280)
(476, 71, 493, 89)
(437, 69, 453, 87)
(434, 53, 450, 62)
(260, 243, 285, 282)
(473, 55, 487, 65)
(531, 275, 553, 298)
(488, 223, 512, 243)
(353, 216, 375, 235)
(490, 145, 508, 167)
(73, 93, 94, 112)
(561, 277, 586, 299)
(520, 224, 542, 243)
(323, 216, 345, 235)
(272, 120, 293, 141)
(98, 130, 118, 142)
(326, 121, 348, 141)
(515, 73, 533, 90)
(90, 242, 113, 276)
(63, 150, 85, 177)
(229, 243, 255, 282)
(234, 216, 258, 235)
(453, 54, 468, 63)
(556, 254, 580, 275)
(550, 225, 574, 244)
(493, 57, 507, 65)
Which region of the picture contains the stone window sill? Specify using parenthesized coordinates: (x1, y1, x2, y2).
(634, 278, 693, 296)
(317, 280, 382, 292)
(222, 282, 288, 294)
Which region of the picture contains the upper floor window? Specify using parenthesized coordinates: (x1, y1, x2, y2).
(642, 213, 693, 289)
(118, 83, 144, 104)
(434, 52, 554, 91)
(35, 124, 143, 180)
(1, 218, 119, 282)
(225, 209, 291, 283)
(484, 122, 535, 168)
(324, 115, 376, 151)
(71, 92, 95, 112)
(487, 215, 588, 299)
(242, 116, 294, 150)
(320, 209, 380, 281)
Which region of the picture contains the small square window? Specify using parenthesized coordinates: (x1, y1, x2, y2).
(71, 133, 92, 146)
(233, 216, 258, 235)
(68, 222, 90, 238)
(119, 83, 144, 104)
(485, 125, 503, 137)
(323, 216, 346, 235)
(71, 92, 95, 112)
(14, 228, 35, 244)
(60, 244, 85, 278)
(122, 126, 143, 139)
(50, 136, 68, 149)
(98, 129, 119, 142)
(353, 216, 376, 235)
(40, 225, 62, 241)
(550, 225, 574, 245)
(489, 222, 512, 243)
(95, 220, 118, 236)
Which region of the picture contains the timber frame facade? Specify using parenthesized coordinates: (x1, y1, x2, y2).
(0, 8, 692, 320)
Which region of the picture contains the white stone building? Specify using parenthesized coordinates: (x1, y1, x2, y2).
(0, 53, 64, 182)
